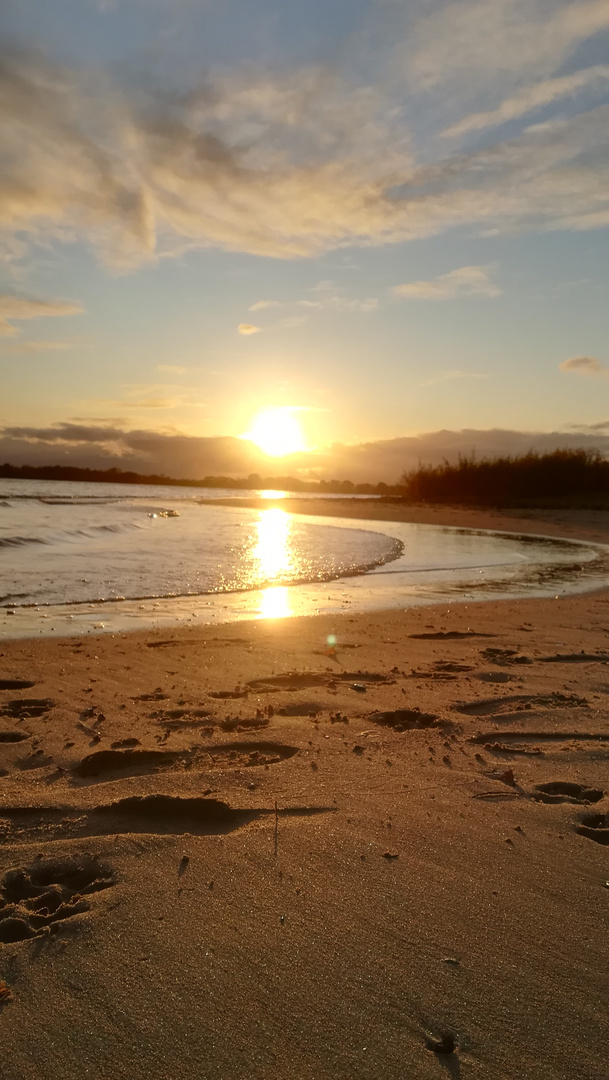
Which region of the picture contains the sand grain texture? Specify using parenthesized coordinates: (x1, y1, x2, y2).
(0, 504, 608, 1080)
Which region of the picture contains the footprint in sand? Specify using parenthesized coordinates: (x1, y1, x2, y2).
(209, 690, 249, 700)
(408, 630, 494, 639)
(477, 671, 513, 684)
(245, 672, 391, 693)
(576, 812, 609, 845)
(406, 661, 473, 681)
(369, 708, 445, 732)
(0, 796, 334, 845)
(275, 701, 324, 717)
(0, 854, 115, 944)
(454, 692, 588, 717)
(468, 730, 609, 756)
(71, 741, 299, 782)
(539, 652, 609, 664)
(479, 647, 532, 666)
(0, 699, 55, 719)
(532, 781, 604, 805)
(219, 717, 269, 732)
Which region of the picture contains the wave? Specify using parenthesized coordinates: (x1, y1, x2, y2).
(0, 521, 144, 550)
(6, 536, 404, 608)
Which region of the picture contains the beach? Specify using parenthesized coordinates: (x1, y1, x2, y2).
(1, 502, 608, 1080)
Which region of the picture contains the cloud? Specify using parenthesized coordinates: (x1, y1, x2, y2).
(0, 295, 84, 337)
(238, 323, 261, 335)
(249, 300, 280, 311)
(410, 0, 609, 89)
(296, 295, 378, 312)
(0, 423, 275, 477)
(314, 427, 609, 483)
(568, 419, 609, 430)
(3, 420, 609, 484)
(393, 266, 500, 300)
(157, 364, 187, 374)
(559, 355, 609, 377)
(443, 65, 609, 138)
(2, 26, 609, 269)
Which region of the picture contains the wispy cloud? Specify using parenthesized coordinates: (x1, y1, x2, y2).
(0, 295, 84, 337)
(157, 364, 187, 374)
(393, 266, 500, 300)
(409, 0, 609, 89)
(249, 300, 280, 311)
(2, 23, 609, 269)
(559, 355, 609, 377)
(443, 65, 609, 138)
(238, 323, 261, 335)
(296, 295, 378, 312)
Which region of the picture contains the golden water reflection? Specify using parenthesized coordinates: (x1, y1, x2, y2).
(259, 585, 291, 619)
(254, 508, 293, 581)
(254, 508, 294, 618)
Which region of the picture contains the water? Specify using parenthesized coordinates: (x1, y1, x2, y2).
(0, 479, 607, 638)
(0, 480, 400, 607)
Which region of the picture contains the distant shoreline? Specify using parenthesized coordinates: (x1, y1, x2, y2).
(0, 463, 396, 496)
(202, 495, 609, 547)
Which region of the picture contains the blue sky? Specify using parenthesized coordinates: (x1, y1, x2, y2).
(1, 0, 608, 481)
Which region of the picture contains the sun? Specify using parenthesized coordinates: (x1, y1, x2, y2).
(244, 406, 307, 457)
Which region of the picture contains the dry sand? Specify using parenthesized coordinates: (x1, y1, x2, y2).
(0, 503, 608, 1080)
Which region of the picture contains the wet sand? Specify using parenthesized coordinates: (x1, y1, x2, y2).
(1, 503, 608, 1079)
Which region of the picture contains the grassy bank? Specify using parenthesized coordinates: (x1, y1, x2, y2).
(399, 449, 609, 508)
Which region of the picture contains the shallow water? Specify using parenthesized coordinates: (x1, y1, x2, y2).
(0, 479, 607, 638)
(0, 481, 399, 608)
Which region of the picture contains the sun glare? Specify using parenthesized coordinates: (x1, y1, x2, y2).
(244, 407, 306, 457)
(252, 509, 294, 619)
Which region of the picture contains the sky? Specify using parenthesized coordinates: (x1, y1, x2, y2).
(1, 0, 608, 483)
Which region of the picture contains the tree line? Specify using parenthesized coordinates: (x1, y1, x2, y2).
(0, 462, 397, 496)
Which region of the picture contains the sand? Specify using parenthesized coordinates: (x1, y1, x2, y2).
(0, 502, 608, 1080)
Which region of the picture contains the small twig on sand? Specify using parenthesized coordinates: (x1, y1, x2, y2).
(274, 799, 278, 857)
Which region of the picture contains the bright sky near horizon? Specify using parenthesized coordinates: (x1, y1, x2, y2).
(0, 0, 608, 482)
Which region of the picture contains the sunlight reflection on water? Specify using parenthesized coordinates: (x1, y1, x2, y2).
(259, 585, 291, 618)
(254, 509, 295, 617)
(254, 508, 293, 581)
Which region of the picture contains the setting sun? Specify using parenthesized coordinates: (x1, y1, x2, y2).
(243, 407, 307, 457)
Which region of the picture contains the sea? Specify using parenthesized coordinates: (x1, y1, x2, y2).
(1, 478, 607, 638)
